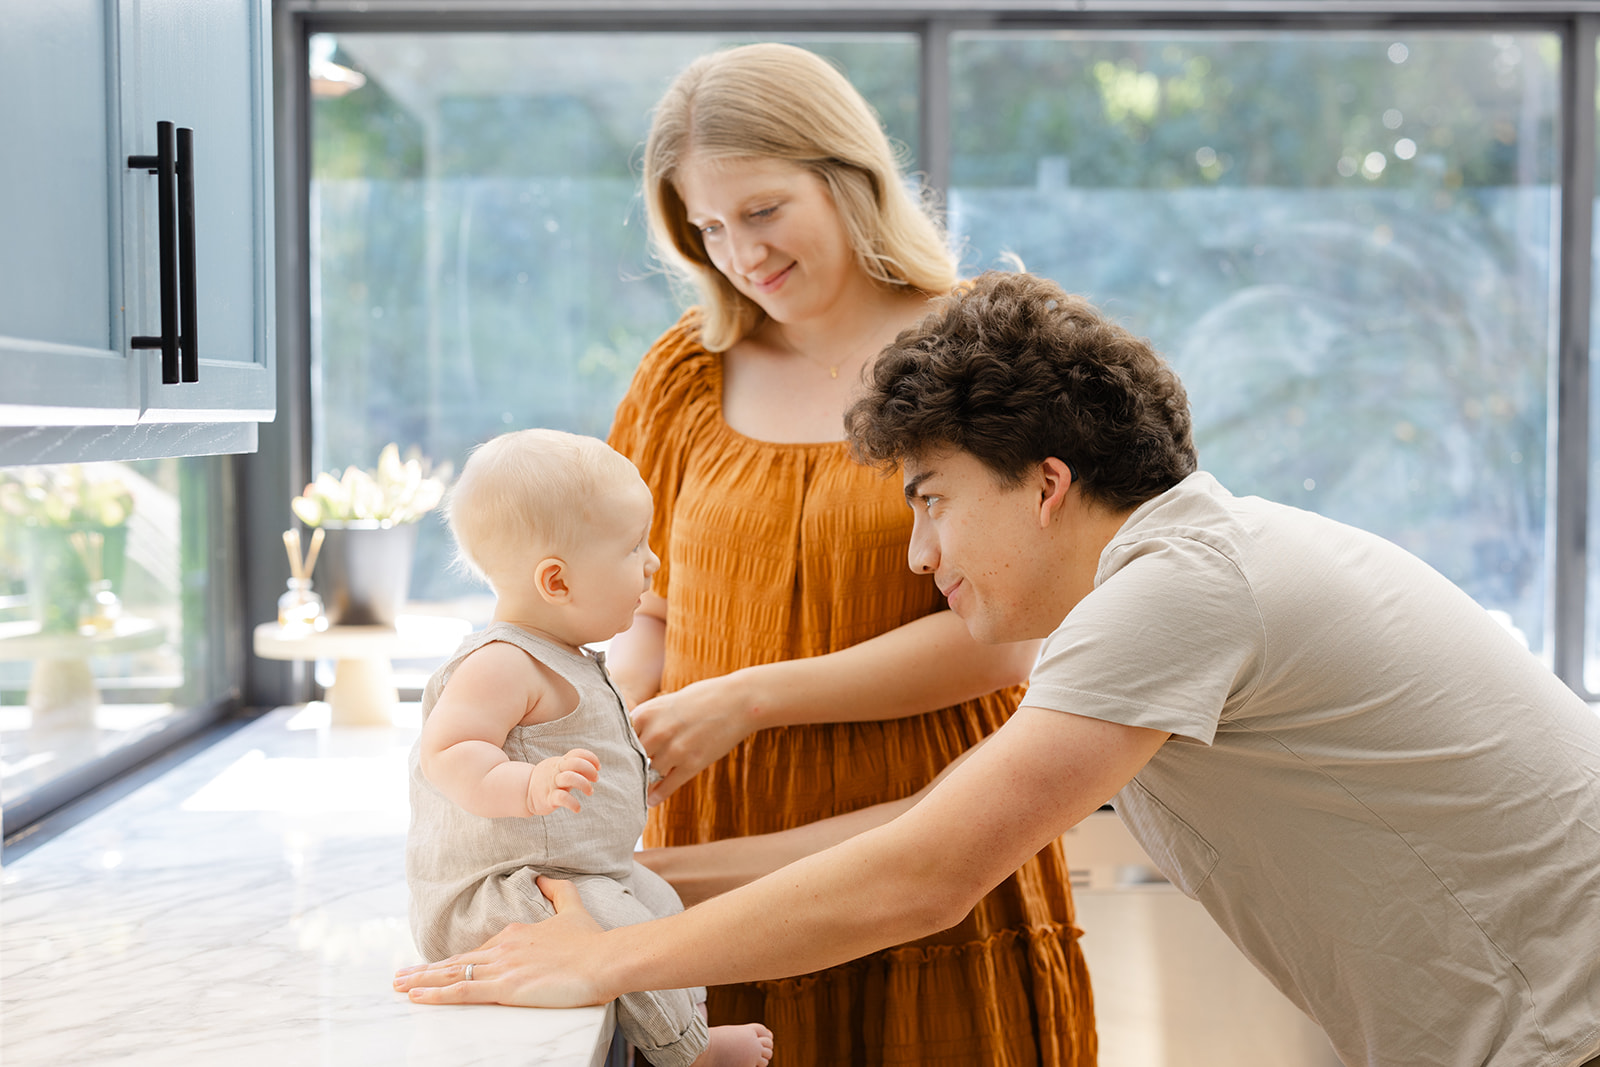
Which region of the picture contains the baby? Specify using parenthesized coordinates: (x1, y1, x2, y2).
(404, 429, 773, 1067)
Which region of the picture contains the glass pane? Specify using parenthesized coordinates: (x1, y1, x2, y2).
(0, 459, 223, 809)
(309, 32, 918, 630)
(951, 31, 1559, 654)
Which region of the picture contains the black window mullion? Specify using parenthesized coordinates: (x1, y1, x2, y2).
(919, 19, 952, 203)
(1554, 13, 1597, 695)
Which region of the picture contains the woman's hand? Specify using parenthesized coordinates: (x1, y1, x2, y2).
(393, 877, 611, 1008)
(631, 672, 755, 806)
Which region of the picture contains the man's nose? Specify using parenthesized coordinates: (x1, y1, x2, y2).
(907, 515, 938, 575)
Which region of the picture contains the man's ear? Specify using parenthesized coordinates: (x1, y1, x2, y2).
(1037, 457, 1075, 527)
(534, 557, 572, 604)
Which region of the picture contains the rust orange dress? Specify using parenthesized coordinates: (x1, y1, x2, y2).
(609, 311, 1097, 1067)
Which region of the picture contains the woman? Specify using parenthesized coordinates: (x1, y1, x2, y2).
(600, 44, 1095, 1065)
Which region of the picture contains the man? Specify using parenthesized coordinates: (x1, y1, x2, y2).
(397, 271, 1600, 1067)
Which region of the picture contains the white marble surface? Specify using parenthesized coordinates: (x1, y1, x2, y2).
(0, 703, 614, 1066)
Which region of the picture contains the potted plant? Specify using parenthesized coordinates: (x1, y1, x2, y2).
(290, 444, 451, 626)
(0, 466, 134, 634)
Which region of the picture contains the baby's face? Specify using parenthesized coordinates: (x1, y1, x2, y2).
(562, 471, 659, 644)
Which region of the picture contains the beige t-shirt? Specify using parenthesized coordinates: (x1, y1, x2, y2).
(1027, 472, 1600, 1067)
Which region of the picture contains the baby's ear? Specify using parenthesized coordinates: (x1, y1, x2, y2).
(534, 557, 571, 603)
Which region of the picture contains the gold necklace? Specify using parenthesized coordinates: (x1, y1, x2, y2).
(795, 331, 878, 379)
(804, 354, 841, 379)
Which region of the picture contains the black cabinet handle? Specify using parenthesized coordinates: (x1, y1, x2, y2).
(128, 121, 179, 384)
(128, 121, 199, 384)
(176, 127, 198, 382)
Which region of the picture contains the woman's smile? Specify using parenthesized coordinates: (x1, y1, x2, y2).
(750, 263, 794, 293)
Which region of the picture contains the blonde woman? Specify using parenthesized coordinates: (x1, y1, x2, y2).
(605, 44, 1096, 1064)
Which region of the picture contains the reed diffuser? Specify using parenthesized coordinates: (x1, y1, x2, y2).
(278, 526, 328, 631)
(71, 529, 122, 635)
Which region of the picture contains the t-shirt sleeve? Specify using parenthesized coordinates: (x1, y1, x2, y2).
(606, 309, 716, 600)
(1024, 534, 1265, 744)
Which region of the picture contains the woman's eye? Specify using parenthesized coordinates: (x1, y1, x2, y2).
(750, 205, 777, 220)
(698, 222, 720, 236)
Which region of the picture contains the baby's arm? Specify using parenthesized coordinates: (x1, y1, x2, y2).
(418, 642, 600, 819)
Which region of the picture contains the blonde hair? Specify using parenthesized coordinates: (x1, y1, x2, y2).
(447, 429, 639, 589)
(643, 42, 957, 351)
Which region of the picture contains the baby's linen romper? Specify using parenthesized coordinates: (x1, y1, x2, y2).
(406, 622, 708, 1067)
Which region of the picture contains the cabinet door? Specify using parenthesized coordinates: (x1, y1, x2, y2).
(120, 0, 274, 421)
(0, 0, 142, 425)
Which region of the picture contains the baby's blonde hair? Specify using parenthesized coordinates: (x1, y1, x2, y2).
(447, 429, 639, 590)
(643, 42, 957, 351)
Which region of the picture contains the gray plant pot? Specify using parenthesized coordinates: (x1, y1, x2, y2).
(315, 521, 419, 626)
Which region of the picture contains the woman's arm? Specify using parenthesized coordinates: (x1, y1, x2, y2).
(603, 593, 668, 710)
(394, 708, 1169, 1006)
(632, 609, 1038, 803)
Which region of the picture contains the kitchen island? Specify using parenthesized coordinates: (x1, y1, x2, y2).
(0, 703, 615, 1066)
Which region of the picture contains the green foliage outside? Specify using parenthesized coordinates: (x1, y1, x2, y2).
(308, 31, 1559, 647)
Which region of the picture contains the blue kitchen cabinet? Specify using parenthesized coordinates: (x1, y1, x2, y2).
(0, 0, 274, 464)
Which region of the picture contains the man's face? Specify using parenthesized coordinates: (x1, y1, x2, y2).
(903, 448, 1064, 644)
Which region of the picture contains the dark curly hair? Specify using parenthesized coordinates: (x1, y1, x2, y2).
(846, 271, 1197, 511)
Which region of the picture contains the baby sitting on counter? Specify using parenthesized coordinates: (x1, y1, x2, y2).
(403, 428, 773, 1067)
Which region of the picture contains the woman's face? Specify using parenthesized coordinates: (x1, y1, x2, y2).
(675, 154, 865, 327)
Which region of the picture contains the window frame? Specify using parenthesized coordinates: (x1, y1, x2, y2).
(258, 1, 1600, 704)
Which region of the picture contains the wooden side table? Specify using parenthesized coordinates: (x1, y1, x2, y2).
(252, 614, 472, 725)
(0, 616, 167, 724)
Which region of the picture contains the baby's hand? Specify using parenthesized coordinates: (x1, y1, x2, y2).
(526, 749, 601, 816)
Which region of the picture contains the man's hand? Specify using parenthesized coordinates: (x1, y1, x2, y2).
(394, 877, 611, 1007)
(526, 749, 600, 816)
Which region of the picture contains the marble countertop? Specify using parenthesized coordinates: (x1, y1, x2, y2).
(0, 704, 614, 1066)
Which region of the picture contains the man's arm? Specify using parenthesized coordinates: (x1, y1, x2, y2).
(396, 706, 1168, 1005)
(637, 740, 987, 906)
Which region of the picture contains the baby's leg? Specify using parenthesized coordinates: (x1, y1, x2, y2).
(565, 874, 711, 1067)
(620, 867, 772, 1067)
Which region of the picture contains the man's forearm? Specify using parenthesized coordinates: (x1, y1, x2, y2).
(599, 710, 1160, 999)
(638, 792, 922, 906)
(639, 739, 986, 906)
(605, 815, 976, 997)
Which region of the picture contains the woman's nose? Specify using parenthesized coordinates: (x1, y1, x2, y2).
(726, 229, 767, 276)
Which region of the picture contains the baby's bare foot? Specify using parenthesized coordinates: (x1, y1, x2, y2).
(692, 1023, 774, 1067)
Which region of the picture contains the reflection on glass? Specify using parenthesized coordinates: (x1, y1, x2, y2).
(951, 31, 1559, 652)
(309, 32, 918, 619)
(0, 459, 213, 807)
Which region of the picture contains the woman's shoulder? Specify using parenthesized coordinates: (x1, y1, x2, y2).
(610, 308, 722, 460)
(633, 307, 717, 388)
